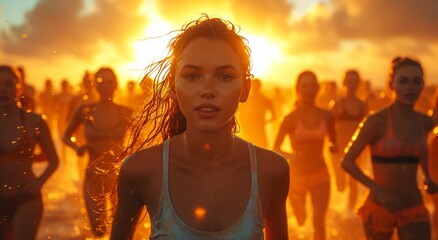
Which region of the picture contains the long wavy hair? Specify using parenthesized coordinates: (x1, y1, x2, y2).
(123, 14, 253, 156)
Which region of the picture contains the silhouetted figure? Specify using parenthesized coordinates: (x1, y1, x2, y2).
(53, 79, 75, 161)
(17, 66, 37, 112)
(63, 67, 133, 237)
(330, 69, 368, 213)
(316, 80, 339, 110)
(66, 72, 98, 183)
(274, 70, 337, 240)
(342, 56, 438, 240)
(37, 78, 56, 127)
(0, 65, 59, 239)
(239, 78, 276, 148)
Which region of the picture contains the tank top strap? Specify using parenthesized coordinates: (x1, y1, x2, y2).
(247, 142, 258, 195)
(246, 141, 264, 219)
(162, 139, 170, 197)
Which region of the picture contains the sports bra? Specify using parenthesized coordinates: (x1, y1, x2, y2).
(83, 104, 126, 142)
(370, 109, 427, 164)
(336, 99, 366, 121)
(149, 140, 265, 240)
(290, 117, 327, 145)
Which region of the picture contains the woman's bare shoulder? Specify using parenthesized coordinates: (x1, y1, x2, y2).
(121, 144, 164, 179)
(417, 111, 435, 132)
(255, 146, 289, 176)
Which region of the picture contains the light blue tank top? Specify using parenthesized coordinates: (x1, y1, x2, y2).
(149, 140, 265, 240)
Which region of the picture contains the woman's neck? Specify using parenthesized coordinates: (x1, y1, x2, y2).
(391, 101, 415, 115)
(183, 129, 236, 162)
(345, 91, 357, 99)
(98, 97, 115, 106)
(299, 100, 316, 108)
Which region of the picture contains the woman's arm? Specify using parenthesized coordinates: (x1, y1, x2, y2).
(264, 153, 290, 240)
(28, 116, 60, 193)
(111, 155, 145, 240)
(273, 115, 293, 159)
(62, 106, 87, 156)
(420, 115, 438, 194)
(341, 116, 380, 191)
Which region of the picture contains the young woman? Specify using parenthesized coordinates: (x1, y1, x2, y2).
(63, 67, 133, 237)
(110, 15, 290, 240)
(273, 70, 337, 240)
(0, 65, 59, 239)
(342, 57, 438, 240)
(330, 69, 368, 212)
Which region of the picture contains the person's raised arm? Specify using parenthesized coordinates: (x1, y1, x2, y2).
(110, 154, 145, 240)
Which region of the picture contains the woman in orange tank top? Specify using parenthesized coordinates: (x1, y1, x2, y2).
(342, 56, 438, 240)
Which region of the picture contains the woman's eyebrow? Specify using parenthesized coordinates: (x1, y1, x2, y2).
(215, 65, 237, 71)
(181, 64, 201, 70)
(180, 64, 238, 71)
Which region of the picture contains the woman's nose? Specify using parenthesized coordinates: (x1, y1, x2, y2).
(199, 79, 217, 98)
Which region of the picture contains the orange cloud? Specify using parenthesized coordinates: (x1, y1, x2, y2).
(2, 0, 148, 60)
(290, 0, 438, 53)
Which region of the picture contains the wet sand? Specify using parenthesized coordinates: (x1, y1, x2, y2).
(33, 137, 434, 240)
(35, 158, 366, 240)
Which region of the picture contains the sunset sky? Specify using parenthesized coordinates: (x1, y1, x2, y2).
(1, 0, 437, 91)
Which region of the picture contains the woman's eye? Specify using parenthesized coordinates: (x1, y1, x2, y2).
(413, 77, 423, 85)
(183, 73, 200, 81)
(217, 73, 234, 82)
(397, 77, 408, 84)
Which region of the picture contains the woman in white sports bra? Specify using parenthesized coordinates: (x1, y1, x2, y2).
(110, 15, 290, 240)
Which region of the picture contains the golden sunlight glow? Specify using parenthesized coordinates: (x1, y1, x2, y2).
(194, 207, 206, 220)
(125, 18, 174, 81)
(244, 34, 282, 79)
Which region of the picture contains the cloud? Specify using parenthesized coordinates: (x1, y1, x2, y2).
(2, 0, 148, 60)
(289, 0, 438, 53)
(153, 0, 293, 37)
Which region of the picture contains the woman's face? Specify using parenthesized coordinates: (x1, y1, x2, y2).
(0, 71, 19, 107)
(344, 72, 360, 93)
(174, 37, 250, 132)
(297, 73, 319, 103)
(95, 71, 117, 100)
(392, 64, 423, 106)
